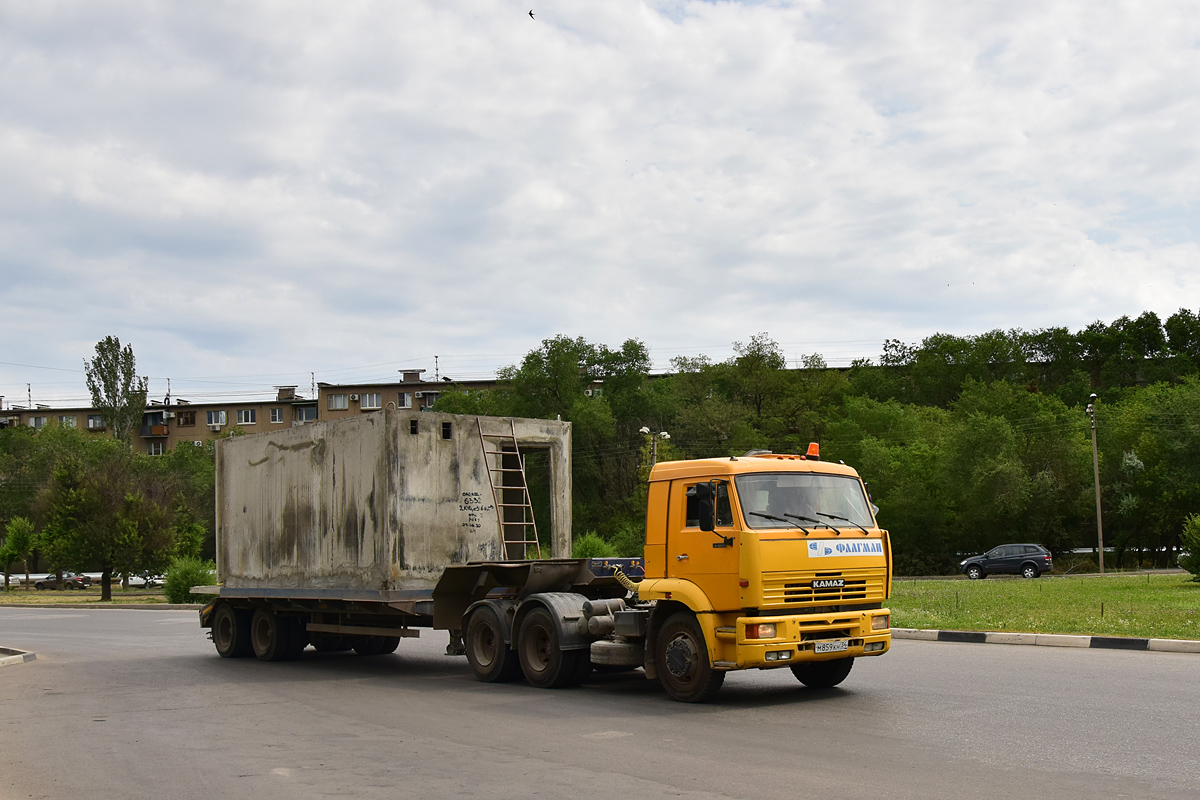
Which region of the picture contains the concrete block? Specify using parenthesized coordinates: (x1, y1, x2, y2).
(1148, 638, 1200, 653)
(1034, 634, 1090, 647)
(985, 632, 1038, 645)
(892, 628, 938, 641)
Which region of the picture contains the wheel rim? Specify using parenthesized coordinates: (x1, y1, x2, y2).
(473, 622, 498, 668)
(252, 615, 272, 653)
(522, 622, 552, 676)
(663, 632, 700, 683)
(215, 612, 234, 651)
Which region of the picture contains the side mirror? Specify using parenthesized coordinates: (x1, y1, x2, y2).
(694, 482, 716, 532)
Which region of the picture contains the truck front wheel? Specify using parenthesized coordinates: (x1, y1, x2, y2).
(465, 606, 522, 682)
(656, 612, 725, 703)
(212, 604, 253, 658)
(517, 607, 582, 688)
(791, 657, 854, 689)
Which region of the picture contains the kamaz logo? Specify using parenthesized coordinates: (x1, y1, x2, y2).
(812, 579, 845, 589)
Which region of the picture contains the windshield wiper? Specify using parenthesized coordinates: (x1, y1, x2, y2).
(815, 511, 872, 536)
(785, 513, 834, 534)
(748, 511, 807, 532)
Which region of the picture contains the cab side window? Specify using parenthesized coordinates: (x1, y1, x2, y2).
(685, 483, 733, 528)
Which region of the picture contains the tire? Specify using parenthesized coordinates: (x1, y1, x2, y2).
(1021, 564, 1040, 579)
(966, 565, 984, 580)
(285, 617, 308, 659)
(212, 604, 254, 658)
(791, 656, 854, 689)
(517, 607, 581, 688)
(353, 635, 401, 656)
(310, 633, 351, 653)
(250, 608, 293, 662)
(656, 612, 725, 703)
(465, 606, 522, 682)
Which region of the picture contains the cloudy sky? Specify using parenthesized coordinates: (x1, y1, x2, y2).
(3, 1, 1199, 407)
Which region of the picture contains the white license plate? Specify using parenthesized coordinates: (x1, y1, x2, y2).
(814, 640, 849, 654)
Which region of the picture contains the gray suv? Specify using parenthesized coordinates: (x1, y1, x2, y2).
(960, 544, 1052, 579)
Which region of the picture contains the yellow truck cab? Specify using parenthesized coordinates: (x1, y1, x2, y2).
(636, 448, 892, 701)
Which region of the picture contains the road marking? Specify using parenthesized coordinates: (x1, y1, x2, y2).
(580, 730, 633, 740)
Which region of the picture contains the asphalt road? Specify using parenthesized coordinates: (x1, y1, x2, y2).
(2, 608, 1198, 800)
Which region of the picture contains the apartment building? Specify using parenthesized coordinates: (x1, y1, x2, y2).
(0, 373, 495, 455)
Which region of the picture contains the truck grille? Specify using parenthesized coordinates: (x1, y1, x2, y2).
(761, 567, 887, 608)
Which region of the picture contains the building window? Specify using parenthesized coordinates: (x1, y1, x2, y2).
(58, 415, 77, 428)
(147, 442, 165, 456)
(409, 419, 418, 435)
(237, 409, 256, 425)
(30, 416, 47, 430)
(270, 408, 283, 423)
(361, 393, 382, 410)
(297, 406, 317, 422)
(177, 410, 196, 427)
(206, 410, 227, 427)
(328, 394, 348, 410)
(398, 392, 412, 409)
(441, 421, 452, 440)
(87, 415, 105, 430)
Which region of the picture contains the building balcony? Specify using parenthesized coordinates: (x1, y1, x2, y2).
(140, 425, 170, 438)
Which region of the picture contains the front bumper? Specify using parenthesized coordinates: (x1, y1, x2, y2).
(715, 609, 891, 670)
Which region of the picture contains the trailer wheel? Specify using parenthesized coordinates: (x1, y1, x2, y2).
(465, 606, 522, 682)
(250, 608, 293, 662)
(517, 607, 581, 688)
(656, 612, 725, 703)
(353, 636, 400, 656)
(791, 657, 854, 689)
(212, 604, 253, 658)
(311, 633, 351, 652)
(285, 617, 308, 659)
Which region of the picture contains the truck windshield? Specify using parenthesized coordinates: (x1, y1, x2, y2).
(735, 473, 875, 531)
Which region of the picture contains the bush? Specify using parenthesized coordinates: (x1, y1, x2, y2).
(163, 557, 216, 604)
(1179, 514, 1200, 581)
(572, 531, 616, 559)
(609, 522, 645, 557)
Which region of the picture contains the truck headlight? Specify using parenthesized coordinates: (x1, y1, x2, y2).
(871, 614, 889, 630)
(745, 623, 777, 639)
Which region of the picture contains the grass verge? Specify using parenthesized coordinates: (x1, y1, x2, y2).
(0, 587, 169, 605)
(890, 573, 1200, 640)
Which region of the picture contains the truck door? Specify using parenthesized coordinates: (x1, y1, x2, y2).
(666, 479, 741, 611)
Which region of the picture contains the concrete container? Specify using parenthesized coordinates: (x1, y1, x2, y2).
(215, 411, 571, 591)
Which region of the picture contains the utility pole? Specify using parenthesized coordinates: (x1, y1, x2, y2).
(1086, 393, 1105, 573)
(640, 427, 670, 467)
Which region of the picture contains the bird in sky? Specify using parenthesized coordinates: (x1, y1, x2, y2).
(529, 10, 535, 19)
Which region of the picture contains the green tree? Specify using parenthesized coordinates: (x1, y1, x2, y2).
(1, 516, 37, 589)
(84, 336, 148, 446)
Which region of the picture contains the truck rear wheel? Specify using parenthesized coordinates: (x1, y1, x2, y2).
(250, 608, 294, 662)
(656, 612, 724, 703)
(353, 636, 400, 656)
(517, 607, 582, 688)
(465, 606, 522, 682)
(212, 604, 253, 658)
(791, 657, 854, 689)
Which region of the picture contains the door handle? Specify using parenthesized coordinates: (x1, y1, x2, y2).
(677, 554, 689, 561)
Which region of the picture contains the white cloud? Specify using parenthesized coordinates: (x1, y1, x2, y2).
(3, 0, 1200, 405)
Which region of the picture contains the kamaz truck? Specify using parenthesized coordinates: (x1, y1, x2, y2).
(198, 411, 891, 702)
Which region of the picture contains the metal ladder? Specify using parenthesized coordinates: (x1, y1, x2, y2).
(477, 418, 539, 559)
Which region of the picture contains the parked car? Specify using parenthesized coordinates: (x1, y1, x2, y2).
(34, 572, 92, 590)
(960, 544, 1053, 579)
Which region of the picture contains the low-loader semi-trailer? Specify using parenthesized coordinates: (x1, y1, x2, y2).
(198, 411, 892, 702)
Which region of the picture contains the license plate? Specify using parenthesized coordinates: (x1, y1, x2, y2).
(814, 640, 849, 654)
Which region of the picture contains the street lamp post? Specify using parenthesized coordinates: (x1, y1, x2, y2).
(639, 427, 670, 467)
(1086, 393, 1105, 573)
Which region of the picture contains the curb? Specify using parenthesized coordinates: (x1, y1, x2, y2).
(0, 646, 37, 667)
(0, 603, 202, 610)
(894, 628, 1200, 653)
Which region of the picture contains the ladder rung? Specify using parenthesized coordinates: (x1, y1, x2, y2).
(483, 450, 519, 456)
(488, 468, 526, 473)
